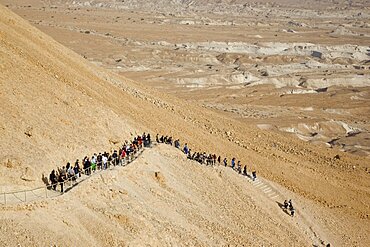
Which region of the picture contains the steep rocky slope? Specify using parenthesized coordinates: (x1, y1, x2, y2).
(6, 0, 368, 156)
(0, 4, 369, 246)
(0, 4, 138, 189)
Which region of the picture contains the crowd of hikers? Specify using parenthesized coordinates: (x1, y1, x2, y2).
(46, 132, 299, 218)
(48, 132, 258, 193)
(155, 134, 257, 181)
(154, 134, 301, 217)
(48, 133, 151, 192)
(283, 199, 295, 217)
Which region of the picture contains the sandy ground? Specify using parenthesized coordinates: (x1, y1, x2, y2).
(0, 2, 369, 246)
(3, 0, 368, 156)
(0, 144, 334, 246)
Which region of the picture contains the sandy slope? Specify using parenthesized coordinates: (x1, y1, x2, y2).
(0, 3, 369, 246)
(7, 0, 368, 156)
(0, 3, 143, 189)
(0, 144, 320, 246)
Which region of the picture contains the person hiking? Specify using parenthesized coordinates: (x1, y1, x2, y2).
(102, 153, 108, 169)
(187, 150, 192, 159)
(195, 152, 200, 162)
(168, 136, 173, 145)
(126, 145, 131, 161)
(191, 152, 196, 160)
(138, 136, 143, 149)
(112, 150, 118, 166)
(58, 173, 64, 193)
(49, 170, 58, 190)
(84, 157, 91, 175)
(252, 171, 257, 181)
(290, 205, 295, 217)
(74, 159, 81, 177)
(202, 152, 207, 164)
(217, 156, 221, 164)
(237, 161, 241, 174)
(231, 158, 236, 169)
(223, 158, 227, 167)
(174, 139, 180, 148)
(107, 152, 113, 168)
(206, 154, 211, 166)
(121, 149, 127, 165)
(97, 153, 102, 170)
(183, 143, 189, 155)
(284, 200, 289, 210)
(243, 166, 247, 176)
(66, 162, 71, 176)
(142, 133, 146, 147)
(68, 164, 76, 181)
(147, 133, 151, 146)
(199, 153, 203, 163)
(58, 167, 66, 192)
(156, 134, 159, 143)
(288, 199, 293, 208)
(91, 154, 97, 172)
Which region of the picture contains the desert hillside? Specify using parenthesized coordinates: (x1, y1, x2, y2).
(5, 0, 369, 156)
(0, 144, 318, 246)
(0, 4, 139, 190)
(0, 3, 369, 246)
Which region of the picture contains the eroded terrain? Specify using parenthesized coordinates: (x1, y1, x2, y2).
(1, 2, 370, 246)
(2, 0, 370, 156)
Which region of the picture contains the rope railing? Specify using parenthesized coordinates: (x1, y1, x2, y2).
(0, 144, 147, 205)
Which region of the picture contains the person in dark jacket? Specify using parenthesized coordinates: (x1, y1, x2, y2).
(252, 171, 257, 181)
(49, 170, 58, 190)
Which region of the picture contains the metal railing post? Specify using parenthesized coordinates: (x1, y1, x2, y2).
(45, 187, 48, 198)
(3, 192, 5, 205)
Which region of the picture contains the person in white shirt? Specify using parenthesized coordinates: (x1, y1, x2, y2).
(102, 154, 108, 170)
